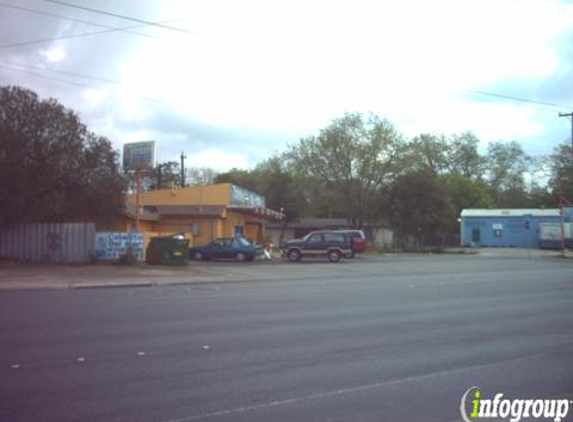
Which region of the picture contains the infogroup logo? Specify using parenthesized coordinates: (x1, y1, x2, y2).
(460, 387, 571, 422)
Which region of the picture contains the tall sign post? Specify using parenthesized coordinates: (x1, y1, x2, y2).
(560, 196, 565, 258)
(559, 196, 573, 258)
(135, 168, 142, 231)
(123, 141, 155, 232)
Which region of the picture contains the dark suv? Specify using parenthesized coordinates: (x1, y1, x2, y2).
(282, 230, 352, 263)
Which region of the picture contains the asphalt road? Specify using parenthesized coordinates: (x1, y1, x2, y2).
(1, 255, 572, 422)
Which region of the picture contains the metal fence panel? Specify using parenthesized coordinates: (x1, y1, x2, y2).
(0, 223, 95, 263)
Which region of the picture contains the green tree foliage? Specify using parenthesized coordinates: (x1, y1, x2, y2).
(0, 86, 125, 224)
(389, 170, 454, 249)
(285, 113, 403, 227)
(448, 132, 484, 179)
(485, 141, 531, 206)
(403, 134, 451, 173)
(215, 168, 257, 191)
(548, 142, 573, 202)
(440, 174, 493, 230)
(125, 161, 183, 192)
(151, 161, 181, 190)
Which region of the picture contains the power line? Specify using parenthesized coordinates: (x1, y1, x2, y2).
(0, 20, 165, 49)
(463, 89, 573, 110)
(2, 59, 568, 118)
(2, 52, 571, 131)
(39, 0, 201, 35)
(0, 3, 158, 39)
(0, 64, 169, 105)
(0, 60, 122, 85)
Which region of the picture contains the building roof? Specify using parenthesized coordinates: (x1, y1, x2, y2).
(461, 209, 560, 218)
(154, 205, 226, 217)
(122, 203, 160, 221)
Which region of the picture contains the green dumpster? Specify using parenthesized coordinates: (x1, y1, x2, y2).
(146, 234, 189, 265)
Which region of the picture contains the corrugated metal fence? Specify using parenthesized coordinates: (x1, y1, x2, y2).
(0, 223, 95, 263)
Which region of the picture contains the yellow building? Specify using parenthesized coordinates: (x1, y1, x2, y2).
(100, 183, 283, 247)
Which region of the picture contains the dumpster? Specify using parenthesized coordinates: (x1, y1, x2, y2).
(146, 234, 189, 265)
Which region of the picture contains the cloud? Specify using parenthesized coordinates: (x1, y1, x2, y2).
(1, 0, 573, 171)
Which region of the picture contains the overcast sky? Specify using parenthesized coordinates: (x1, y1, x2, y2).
(1, 0, 572, 170)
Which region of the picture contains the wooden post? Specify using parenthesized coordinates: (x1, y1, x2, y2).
(560, 195, 565, 258)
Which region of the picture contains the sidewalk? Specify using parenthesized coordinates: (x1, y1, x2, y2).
(1, 250, 570, 291)
(0, 261, 270, 290)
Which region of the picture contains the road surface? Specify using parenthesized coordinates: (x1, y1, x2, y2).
(1, 255, 572, 422)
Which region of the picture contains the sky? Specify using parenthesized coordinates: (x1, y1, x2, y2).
(1, 0, 573, 171)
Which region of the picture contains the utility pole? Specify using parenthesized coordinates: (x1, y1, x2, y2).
(558, 112, 573, 257)
(180, 152, 186, 188)
(558, 112, 573, 165)
(135, 168, 141, 231)
(157, 163, 163, 189)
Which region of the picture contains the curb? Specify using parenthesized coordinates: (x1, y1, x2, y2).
(69, 281, 156, 290)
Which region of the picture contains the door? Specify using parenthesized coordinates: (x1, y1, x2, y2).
(471, 228, 481, 244)
(304, 233, 325, 253)
(219, 238, 235, 258)
(209, 238, 233, 258)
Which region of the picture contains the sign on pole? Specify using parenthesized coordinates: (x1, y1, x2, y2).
(123, 141, 155, 170)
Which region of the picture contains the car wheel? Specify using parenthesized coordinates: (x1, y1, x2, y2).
(236, 252, 246, 262)
(287, 249, 301, 262)
(345, 251, 355, 259)
(193, 251, 203, 260)
(328, 250, 342, 263)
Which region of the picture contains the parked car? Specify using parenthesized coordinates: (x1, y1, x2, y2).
(189, 236, 263, 262)
(335, 229, 367, 258)
(282, 230, 352, 263)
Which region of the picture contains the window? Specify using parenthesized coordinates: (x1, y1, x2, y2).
(325, 233, 345, 242)
(307, 234, 323, 243)
(233, 237, 250, 247)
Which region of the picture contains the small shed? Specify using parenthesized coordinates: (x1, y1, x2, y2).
(460, 209, 561, 248)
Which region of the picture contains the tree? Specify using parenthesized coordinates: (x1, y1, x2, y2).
(448, 132, 484, 179)
(0, 86, 125, 224)
(214, 168, 258, 191)
(186, 167, 218, 186)
(285, 113, 403, 227)
(151, 161, 181, 190)
(548, 142, 573, 202)
(124, 161, 182, 192)
(404, 134, 451, 174)
(388, 170, 454, 250)
(485, 141, 531, 206)
(441, 174, 493, 231)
